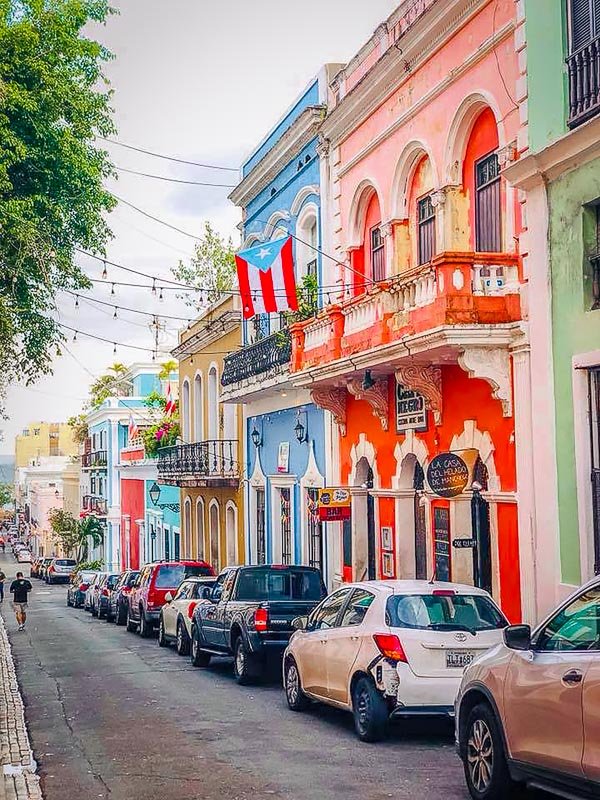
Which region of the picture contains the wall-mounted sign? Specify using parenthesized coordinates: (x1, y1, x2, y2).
(396, 385, 427, 434)
(318, 487, 351, 521)
(277, 441, 290, 473)
(380, 525, 393, 551)
(453, 537, 477, 549)
(427, 452, 469, 498)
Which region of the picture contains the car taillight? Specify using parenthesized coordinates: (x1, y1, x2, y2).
(432, 589, 456, 596)
(373, 633, 408, 663)
(254, 607, 269, 632)
(79, 583, 88, 592)
(102, 588, 110, 596)
(49, 566, 55, 573)
(122, 586, 131, 595)
(187, 601, 198, 620)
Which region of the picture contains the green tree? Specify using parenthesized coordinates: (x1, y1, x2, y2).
(0, 0, 116, 412)
(89, 362, 130, 407)
(158, 360, 177, 380)
(172, 221, 236, 308)
(48, 507, 79, 554)
(0, 481, 13, 508)
(77, 514, 103, 561)
(67, 413, 88, 444)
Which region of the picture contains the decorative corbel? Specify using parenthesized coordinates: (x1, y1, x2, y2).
(430, 189, 447, 208)
(310, 387, 347, 436)
(395, 365, 443, 426)
(347, 377, 389, 431)
(458, 347, 512, 417)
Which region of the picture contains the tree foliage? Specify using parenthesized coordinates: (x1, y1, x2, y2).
(48, 507, 103, 559)
(0, 0, 116, 408)
(0, 481, 13, 507)
(172, 221, 236, 308)
(158, 360, 177, 380)
(67, 413, 88, 444)
(89, 362, 130, 407)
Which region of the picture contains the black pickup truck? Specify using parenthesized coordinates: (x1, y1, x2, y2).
(189, 564, 326, 684)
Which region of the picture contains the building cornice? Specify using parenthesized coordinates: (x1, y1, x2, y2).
(172, 310, 241, 359)
(322, 0, 490, 149)
(229, 105, 326, 207)
(503, 115, 600, 190)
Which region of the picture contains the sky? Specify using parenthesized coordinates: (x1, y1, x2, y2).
(0, 0, 399, 454)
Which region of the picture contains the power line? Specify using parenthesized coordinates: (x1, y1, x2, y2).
(115, 166, 236, 188)
(66, 290, 195, 322)
(99, 137, 239, 172)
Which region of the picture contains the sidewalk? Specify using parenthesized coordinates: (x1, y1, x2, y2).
(0, 610, 42, 800)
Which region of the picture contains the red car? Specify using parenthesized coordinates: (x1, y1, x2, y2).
(127, 561, 215, 637)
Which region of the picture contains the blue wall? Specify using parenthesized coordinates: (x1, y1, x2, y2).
(132, 373, 160, 397)
(145, 479, 181, 562)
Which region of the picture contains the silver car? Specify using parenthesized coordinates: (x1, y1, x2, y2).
(46, 558, 77, 584)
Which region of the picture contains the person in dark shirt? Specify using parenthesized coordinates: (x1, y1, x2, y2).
(10, 572, 32, 631)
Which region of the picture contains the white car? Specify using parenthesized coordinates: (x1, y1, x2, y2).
(283, 580, 509, 741)
(16, 549, 32, 563)
(158, 576, 217, 655)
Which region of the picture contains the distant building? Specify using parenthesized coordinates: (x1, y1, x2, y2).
(15, 457, 69, 556)
(15, 422, 77, 468)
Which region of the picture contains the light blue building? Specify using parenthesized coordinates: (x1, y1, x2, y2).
(221, 68, 339, 586)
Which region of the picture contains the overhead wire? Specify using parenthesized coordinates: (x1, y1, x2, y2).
(114, 166, 236, 187)
(99, 137, 239, 172)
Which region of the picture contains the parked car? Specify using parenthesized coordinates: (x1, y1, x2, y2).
(67, 570, 98, 608)
(38, 558, 54, 581)
(283, 580, 508, 742)
(16, 549, 33, 563)
(108, 569, 139, 625)
(127, 561, 215, 637)
(158, 576, 218, 654)
(456, 577, 600, 800)
(46, 558, 77, 584)
(84, 572, 105, 614)
(30, 559, 43, 578)
(96, 573, 121, 619)
(190, 564, 327, 684)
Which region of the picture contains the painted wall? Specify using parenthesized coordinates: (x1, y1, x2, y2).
(180, 487, 244, 570)
(145, 479, 181, 562)
(120, 478, 145, 570)
(15, 422, 77, 467)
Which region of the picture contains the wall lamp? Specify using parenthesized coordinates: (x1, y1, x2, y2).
(294, 417, 307, 444)
(251, 427, 262, 448)
(149, 481, 180, 513)
(362, 369, 375, 390)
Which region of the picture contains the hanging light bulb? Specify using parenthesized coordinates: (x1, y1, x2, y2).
(113, 342, 117, 355)
(72, 331, 78, 342)
(152, 350, 156, 362)
(111, 283, 115, 296)
(74, 295, 79, 308)
(113, 307, 118, 319)
(159, 287, 164, 301)
(101, 260, 108, 280)
(152, 278, 157, 296)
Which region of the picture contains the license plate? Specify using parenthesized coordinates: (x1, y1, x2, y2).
(446, 650, 475, 669)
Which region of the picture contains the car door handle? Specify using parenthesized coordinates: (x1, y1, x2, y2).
(350, 635, 359, 641)
(320, 639, 327, 644)
(562, 669, 583, 685)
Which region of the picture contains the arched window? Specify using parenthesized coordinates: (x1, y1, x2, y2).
(193, 372, 203, 442)
(463, 107, 501, 252)
(295, 204, 319, 281)
(364, 193, 384, 282)
(181, 379, 191, 443)
(183, 498, 192, 557)
(207, 366, 218, 440)
(407, 155, 436, 266)
(196, 498, 205, 561)
(225, 502, 237, 566)
(209, 500, 220, 571)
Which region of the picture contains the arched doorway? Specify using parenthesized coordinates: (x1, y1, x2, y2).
(209, 500, 220, 571)
(225, 502, 237, 565)
(353, 456, 376, 581)
(471, 456, 492, 593)
(195, 499, 205, 561)
(184, 498, 192, 558)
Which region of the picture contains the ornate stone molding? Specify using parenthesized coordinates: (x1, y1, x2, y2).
(458, 347, 512, 417)
(310, 387, 348, 436)
(395, 365, 443, 425)
(316, 134, 330, 159)
(497, 140, 518, 169)
(347, 377, 389, 431)
(430, 188, 447, 208)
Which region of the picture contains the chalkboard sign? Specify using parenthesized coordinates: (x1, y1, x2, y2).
(427, 452, 469, 498)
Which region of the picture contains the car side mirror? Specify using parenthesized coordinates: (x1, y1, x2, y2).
(201, 586, 212, 600)
(292, 615, 308, 631)
(503, 624, 531, 651)
(165, 592, 174, 603)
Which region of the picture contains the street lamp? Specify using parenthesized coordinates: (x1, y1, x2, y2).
(251, 427, 262, 448)
(54, 489, 60, 499)
(149, 481, 161, 506)
(294, 418, 307, 444)
(362, 369, 375, 390)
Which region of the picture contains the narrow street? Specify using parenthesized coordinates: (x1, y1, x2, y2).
(0, 554, 467, 800)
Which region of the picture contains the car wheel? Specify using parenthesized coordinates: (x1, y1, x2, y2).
(464, 704, 515, 800)
(47, 577, 53, 586)
(126, 610, 138, 633)
(190, 626, 211, 668)
(158, 616, 169, 648)
(116, 604, 127, 627)
(352, 676, 388, 743)
(233, 636, 259, 685)
(98, 604, 105, 620)
(176, 619, 190, 656)
(66, 594, 72, 607)
(138, 607, 152, 638)
(284, 658, 309, 712)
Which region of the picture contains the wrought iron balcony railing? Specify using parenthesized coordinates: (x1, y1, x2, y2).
(567, 35, 600, 128)
(221, 330, 291, 386)
(82, 495, 107, 515)
(157, 440, 239, 481)
(81, 450, 108, 468)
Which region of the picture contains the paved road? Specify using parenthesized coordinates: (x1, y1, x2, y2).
(0, 554, 473, 800)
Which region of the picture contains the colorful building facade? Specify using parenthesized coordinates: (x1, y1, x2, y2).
(289, 0, 532, 621)
(15, 421, 77, 468)
(505, 0, 600, 605)
(222, 69, 338, 585)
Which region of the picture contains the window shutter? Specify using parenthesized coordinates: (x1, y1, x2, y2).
(571, 0, 592, 51)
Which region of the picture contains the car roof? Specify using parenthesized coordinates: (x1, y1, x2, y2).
(181, 576, 216, 583)
(337, 579, 493, 597)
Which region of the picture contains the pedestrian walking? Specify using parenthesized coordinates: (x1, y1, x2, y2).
(0, 568, 5, 603)
(10, 572, 32, 630)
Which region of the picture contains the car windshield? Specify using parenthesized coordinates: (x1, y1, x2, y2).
(235, 567, 325, 602)
(386, 593, 507, 632)
(155, 564, 213, 589)
(107, 574, 120, 588)
(126, 572, 139, 587)
(55, 560, 76, 566)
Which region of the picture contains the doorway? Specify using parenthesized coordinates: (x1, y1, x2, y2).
(471, 457, 492, 593)
(354, 456, 376, 581)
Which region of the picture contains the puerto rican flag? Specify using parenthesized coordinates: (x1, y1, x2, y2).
(235, 236, 298, 320)
(165, 382, 175, 416)
(128, 413, 139, 440)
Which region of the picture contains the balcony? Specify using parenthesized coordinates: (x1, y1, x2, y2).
(567, 36, 600, 128)
(81, 450, 107, 469)
(82, 495, 107, 516)
(157, 440, 240, 488)
(290, 252, 521, 376)
(220, 330, 291, 400)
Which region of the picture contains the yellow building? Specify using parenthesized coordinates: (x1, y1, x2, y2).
(15, 422, 77, 468)
(160, 294, 244, 571)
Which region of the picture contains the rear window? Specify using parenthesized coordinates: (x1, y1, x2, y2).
(235, 568, 325, 602)
(154, 564, 213, 589)
(386, 593, 507, 633)
(55, 560, 76, 566)
(126, 572, 139, 587)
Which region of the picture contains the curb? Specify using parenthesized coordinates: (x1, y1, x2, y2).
(0, 612, 42, 800)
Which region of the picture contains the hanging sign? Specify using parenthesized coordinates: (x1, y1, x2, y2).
(277, 442, 290, 473)
(318, 487, 351, 521)
(396, 385, 427, 433)
(427, 452, 469, 498)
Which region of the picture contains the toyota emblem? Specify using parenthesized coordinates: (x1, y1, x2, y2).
(455, 632, 468, 642)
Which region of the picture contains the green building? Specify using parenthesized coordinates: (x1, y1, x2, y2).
(506, 0, 600, 613)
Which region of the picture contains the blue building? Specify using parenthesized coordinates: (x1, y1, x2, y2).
(221, 68, 339, 586)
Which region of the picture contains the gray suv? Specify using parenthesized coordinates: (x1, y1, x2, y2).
(47, 558, 77, 584)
